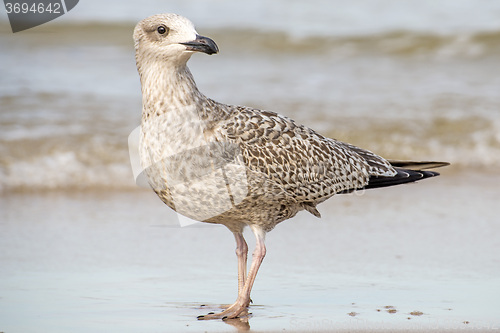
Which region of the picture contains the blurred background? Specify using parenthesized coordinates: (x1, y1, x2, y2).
(1, 0, 500, 192)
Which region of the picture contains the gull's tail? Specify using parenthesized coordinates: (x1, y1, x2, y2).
(363, 160, 450, 190)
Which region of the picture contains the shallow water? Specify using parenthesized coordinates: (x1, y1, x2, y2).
(1, 172, 499, 332)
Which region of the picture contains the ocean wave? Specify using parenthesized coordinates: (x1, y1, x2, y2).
(211, 28, 500, 59)
(1, 116, 498, 192)
(3, 20, 499, 59)
(0, 134, 134, 192)
(323, 115, 500, 169)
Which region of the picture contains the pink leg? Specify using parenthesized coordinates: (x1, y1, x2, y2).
(198, 226, 266, 320)
(234, 232, 248, 295)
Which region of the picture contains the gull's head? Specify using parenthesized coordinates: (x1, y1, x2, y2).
(133, 13, 218, 65)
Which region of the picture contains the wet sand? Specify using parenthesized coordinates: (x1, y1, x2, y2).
(1, 170, 499, 332)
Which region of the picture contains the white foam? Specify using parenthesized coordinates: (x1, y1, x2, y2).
(0, 151, 133, 191)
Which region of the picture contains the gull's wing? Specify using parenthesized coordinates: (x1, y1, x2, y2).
(214, 106, 396, 204)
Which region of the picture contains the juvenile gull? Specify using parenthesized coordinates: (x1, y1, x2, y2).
(133, 13, 449, 320)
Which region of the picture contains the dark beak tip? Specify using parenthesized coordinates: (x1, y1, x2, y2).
(182, 35, 219, 55)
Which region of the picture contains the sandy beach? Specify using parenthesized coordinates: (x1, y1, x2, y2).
(1, 169, 499, 332)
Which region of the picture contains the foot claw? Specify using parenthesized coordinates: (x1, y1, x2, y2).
(197, 301, 249, 320)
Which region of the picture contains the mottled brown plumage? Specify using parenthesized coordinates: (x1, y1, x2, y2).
(133, 13, 448, 320)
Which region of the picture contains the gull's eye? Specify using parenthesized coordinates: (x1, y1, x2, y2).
(157, 25, 168, 35)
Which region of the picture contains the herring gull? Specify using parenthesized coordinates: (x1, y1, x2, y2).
(133, 13, 449, 320)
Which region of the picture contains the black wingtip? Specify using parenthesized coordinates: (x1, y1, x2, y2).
(364, 167, 440, 190)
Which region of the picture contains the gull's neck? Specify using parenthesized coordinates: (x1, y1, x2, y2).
(138, 60, 206, 121)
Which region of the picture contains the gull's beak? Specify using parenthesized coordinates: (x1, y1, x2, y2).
(181, 35, 219, 55)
